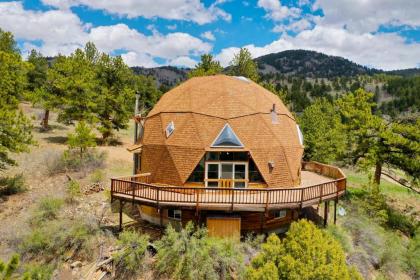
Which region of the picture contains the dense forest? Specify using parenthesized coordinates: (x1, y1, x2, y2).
(0, 27, 419, 280)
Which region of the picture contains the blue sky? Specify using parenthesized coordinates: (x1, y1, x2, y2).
(0, 0, 419, 70)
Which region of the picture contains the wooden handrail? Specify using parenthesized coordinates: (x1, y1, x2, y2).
(110, 162, 347, 209)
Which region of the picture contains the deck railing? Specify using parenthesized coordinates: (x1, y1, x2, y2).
(110, 162, 346, 210)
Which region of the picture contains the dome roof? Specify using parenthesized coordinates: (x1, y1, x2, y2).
(140, 75, 303, 188)
(148, 75, 293, 120)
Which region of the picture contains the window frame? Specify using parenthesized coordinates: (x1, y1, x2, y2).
(165, 121, 175, 138)
(210, 123, 244, 148)
(204, 161, 248, 188)
(273, 210, 287, 219)
(167, 209, 182, 221)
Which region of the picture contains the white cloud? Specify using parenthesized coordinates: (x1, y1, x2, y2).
(215, 26, 420, 70)
(169, 56, 197, 68)
(314, 0, 420, 33)
(41, 0, 231, 25)
(257, 0, 301, 21)
(201, 31, 216, 41)
(166, 24, 177, 30)
(273, 18, 312, 33)
(121, 51, 158, 68)
(0, 2, 212, 66)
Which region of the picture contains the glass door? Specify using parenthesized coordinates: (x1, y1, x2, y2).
(205, 162, 248, 188)
(234, 163, 246, 188)
(206, 163, 219, 187)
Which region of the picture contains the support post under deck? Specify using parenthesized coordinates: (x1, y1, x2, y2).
(333, 199, 338, 225)
(323, 201, 329, 227)
(119, 200, 124, 232)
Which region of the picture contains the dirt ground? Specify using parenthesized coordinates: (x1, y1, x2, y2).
(0, 104, 160, 265)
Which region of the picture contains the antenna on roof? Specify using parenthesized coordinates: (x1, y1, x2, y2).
(271, 104, 276, 112)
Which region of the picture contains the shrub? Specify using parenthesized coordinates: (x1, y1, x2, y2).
(30, 197, 64, 225)
(113, 230, 149, 275)
(22, 263, 54, 280)
(67, 121, 96, 158)
(387, 207, 418, 237)
(0, 173, 26, 196)
(45, 149, 106, 175)
(66, 180, 81, 202)
(90, 169, 105, 183)
(407, 229, 420, 278)
(155, 222, 245, 280)
(21, 217, 99, 261)
(0, 254, 19, 280)
(246, 220, 362, 280)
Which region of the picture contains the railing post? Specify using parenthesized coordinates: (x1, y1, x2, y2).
(195, 189, 200, 216)
(110, 179, 114, 203)
(156, 187, 160, 208)
(300, 188, 304, 209)
(319, 183, 324, 204)
(132, 182, 135, 204)
(265, 190, 269, 216)
(230, 188, 235, 212)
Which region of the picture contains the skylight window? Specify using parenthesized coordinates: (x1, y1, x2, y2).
(296, 125, 304, 145)
(211, 124, 244, 148)
(166, 121, 175, 138)
(234, 76, 250, 83)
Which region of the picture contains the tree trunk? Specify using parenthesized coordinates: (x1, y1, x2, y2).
(374, 161, 382, 185)
(41, 109, 49, 130)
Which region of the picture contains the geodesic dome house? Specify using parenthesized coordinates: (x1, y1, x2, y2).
(139, 74, 304, 188)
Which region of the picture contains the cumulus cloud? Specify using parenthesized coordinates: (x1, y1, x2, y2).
(273, 18, 312, 33)
(169, 56, 197, 68)
(41, 0, 231, 25)
(257, 0, 301, 21)
(215, 26, 420, 70)
(314, 0, 420, 33)
(201, 31, 216, 41)
(0, 2, 211, 66)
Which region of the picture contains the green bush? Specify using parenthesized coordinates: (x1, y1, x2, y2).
(155, 222, 245, 280)
(407, 229, 420, 278)
(21, 217, 99, 260)
(246, 220, 362, 280)
(0, 173, 26, 196)
(387, 207, 418, 237)
(22, 263, 54, 280)
(45, 149, 106, 175)
(66, 180, 81, 202)
(0, 254, 19, 280)
(67, 121, 96, 158)
(31, 197, 64, 225)
(113, 230, 149, 275)
(90, 169, 105, 183)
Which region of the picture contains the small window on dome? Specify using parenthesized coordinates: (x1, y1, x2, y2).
(166, 121, 175, 138)
(296, 125, 304, 145)
(211, 124, 244, 148)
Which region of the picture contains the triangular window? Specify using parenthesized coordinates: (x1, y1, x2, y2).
(211, 124, 244, 148)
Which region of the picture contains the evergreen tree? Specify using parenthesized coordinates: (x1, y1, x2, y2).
(188, 54, 222, 78)
(337, 89, 419, 185)
(229, 48, 259, 82)
(299, 98, 345, 163)
(26, 50, 55, 130)
(0, 29, 33, 170)
(67, 121, 96, 158)
(96, 53, 136, 141)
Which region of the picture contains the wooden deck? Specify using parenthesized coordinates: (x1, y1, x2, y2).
(111, 162, 346, 212)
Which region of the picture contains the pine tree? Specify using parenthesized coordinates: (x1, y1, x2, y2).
(0, 29, 33, 170)
(26, 49, 55, 130)
(188, 54, 222, 78)
(229, 48, 259, 82)
(67, 121, 96, 158)
(299, 98, 345, 163)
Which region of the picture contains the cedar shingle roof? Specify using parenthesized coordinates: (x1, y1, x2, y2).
(140, 75, 303, 188)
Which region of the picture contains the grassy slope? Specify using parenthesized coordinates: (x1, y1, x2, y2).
(329, 169, 419, 280)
